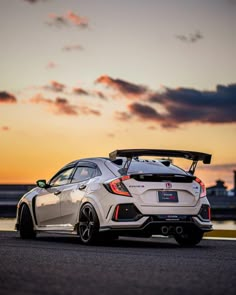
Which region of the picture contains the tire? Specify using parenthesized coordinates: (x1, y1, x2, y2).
(19, 204, 36, 239)
(78, 203, 100, 245)
(174, 228, 203, 247)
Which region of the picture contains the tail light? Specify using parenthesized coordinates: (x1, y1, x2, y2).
(195, 177, 206, 198)
(198, 205, 211, 221)
(105, 175, 131, 197)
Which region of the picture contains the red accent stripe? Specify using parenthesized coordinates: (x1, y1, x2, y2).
(115, 205, 120, 221)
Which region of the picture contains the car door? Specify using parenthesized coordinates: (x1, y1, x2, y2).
(35, 167, 75, 227)
(60, 162, 99, 226)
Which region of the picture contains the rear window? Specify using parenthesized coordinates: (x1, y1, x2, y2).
(127, 160, 186, 175)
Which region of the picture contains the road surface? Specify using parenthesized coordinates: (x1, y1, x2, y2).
(0, 232, 236, 295)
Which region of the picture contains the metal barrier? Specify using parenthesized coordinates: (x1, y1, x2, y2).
(0, 185, 35, 217)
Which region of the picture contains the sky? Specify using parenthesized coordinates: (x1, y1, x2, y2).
(0, 0, 235, 188)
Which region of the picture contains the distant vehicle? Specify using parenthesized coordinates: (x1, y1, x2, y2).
(15, 149, 212, 246)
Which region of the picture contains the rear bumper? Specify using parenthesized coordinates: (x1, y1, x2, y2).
(100, 214, 212, 237)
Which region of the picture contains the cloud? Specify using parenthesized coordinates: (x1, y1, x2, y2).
(46, 62, 57, 69)
(95, 75, 148, 99)
(30, 94, 78, 116)
(149, 83, 236, 126)
(45, 80, 66, 92)
(30, 94, 100, 116)
(115, 111, 132, 121)
(128, 103, 162, 122)
(176, 31, 203, 43)
(0, 91, 17, 104)
(47, 11, 88, 28)
(79, 106, 101, 116)
(107, 80, 236, 128)
(93, 90, 107, 100)
(66, 11, 88, 28)
(73, 88, 89, 96)
(1, 126, 10, 131)
(62, 44, 84, 51)
(47, 14, 68, 27)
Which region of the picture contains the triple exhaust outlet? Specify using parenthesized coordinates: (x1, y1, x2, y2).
(161, 226, 183, 235)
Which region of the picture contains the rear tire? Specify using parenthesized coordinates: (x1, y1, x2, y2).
(174, 228, 203, 247)
(19, 204, 36, 239)
(78, 203, 100, 245)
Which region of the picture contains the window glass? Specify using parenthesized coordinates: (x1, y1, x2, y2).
(71, 167, 96, 183)
(50, 168, 74, 186)
(128, 161, 185, 174)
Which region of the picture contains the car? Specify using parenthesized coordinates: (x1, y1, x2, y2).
(15, 149, 213, 246)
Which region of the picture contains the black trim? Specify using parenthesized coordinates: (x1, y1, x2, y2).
(130, 173, 195, 183)
(109, 149, 212, 164)
(100, 216, 212, 237)
(112, 204, 142, 221)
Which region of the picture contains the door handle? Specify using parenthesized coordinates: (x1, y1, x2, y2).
(54, 191, 61, 195)
(79, 184, 86, 190)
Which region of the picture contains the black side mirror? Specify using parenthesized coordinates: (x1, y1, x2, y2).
(36, 179, 50, 189)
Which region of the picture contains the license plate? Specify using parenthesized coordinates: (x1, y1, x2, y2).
(158, 191, 178, 202)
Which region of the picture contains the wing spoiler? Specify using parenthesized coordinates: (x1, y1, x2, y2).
(109, 149, 212, 175)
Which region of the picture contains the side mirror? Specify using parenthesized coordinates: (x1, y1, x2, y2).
(36, 179, 50, 189)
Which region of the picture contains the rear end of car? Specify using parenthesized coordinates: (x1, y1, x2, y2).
(102, 155, 212, 246)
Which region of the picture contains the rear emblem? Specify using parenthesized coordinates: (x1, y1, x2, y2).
(166, 182, 172, 189)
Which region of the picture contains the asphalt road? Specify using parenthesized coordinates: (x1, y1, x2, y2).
(0, 232, 236, 295)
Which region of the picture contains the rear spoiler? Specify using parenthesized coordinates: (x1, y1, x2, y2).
(109, 149, 212, 175)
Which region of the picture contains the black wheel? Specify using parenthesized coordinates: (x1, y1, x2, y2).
(78, 203, 100, 245)
(174, 228, 203, 247)
(19, 204, 36, 239)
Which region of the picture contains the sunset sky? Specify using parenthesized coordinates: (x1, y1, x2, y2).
(0, 0, 235, 188)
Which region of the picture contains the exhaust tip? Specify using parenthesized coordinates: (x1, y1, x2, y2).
(161, 226, 169, 235)
(176, 226, 183, 235)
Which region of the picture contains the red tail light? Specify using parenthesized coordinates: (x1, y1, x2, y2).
(107, 175, 131, 197)
(195, 177, 206, 198)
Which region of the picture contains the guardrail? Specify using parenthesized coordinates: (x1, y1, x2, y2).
(0, 185, 35, 217)
(0, 185, 236, 219)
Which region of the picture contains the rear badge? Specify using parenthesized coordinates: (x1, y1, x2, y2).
(165, 182, 172, 189)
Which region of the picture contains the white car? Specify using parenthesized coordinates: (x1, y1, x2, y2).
(16, 149, 213, 246)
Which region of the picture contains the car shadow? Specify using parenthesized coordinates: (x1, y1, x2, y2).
(14, 233, 209, 249)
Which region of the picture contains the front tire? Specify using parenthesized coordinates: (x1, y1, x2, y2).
(174, 228, 203, 247)
(78, 203, 100, 245)
(19, 204, 36, 239)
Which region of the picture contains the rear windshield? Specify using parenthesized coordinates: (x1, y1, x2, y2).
(127, 161, 186, 175)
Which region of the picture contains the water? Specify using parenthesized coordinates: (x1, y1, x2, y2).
(1, 218, 236, 232)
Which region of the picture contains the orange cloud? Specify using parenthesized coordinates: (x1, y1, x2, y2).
(30, 94, 100, 116)
(93, 90, 107, 100)
(30, 94, 78, 116)
(95, 75, 148, 99)
(66, 11, 88, 28)
(45, 80, 66, 92)
(47, 11, 88, 28)
(1, 126, 10, 131)
(73, 88, 89, 96)
(115, 111, 131, 121)
(0, 91, 17, 104)
(80, 106, 101, 116)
